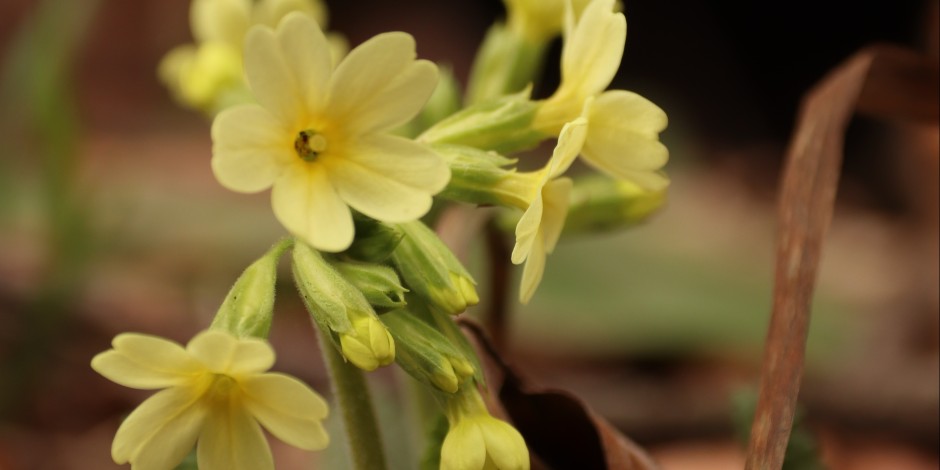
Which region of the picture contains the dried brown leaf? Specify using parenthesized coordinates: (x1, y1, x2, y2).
(462, 321, 658, 470)
(746, 45, 939, 470)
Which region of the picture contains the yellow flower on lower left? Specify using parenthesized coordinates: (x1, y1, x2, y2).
(91, 330, 329, 470)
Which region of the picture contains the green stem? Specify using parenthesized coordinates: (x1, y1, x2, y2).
(317, 327, 388, 470)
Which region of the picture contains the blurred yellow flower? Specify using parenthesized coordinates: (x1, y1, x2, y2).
(160, 0, 335, 115)
(534, 0, 669, 190)
(91, 330, 329, 470)
(503, 0, 591, 43)
(441, 387, 529, 470)
(211, 13, 450, 252)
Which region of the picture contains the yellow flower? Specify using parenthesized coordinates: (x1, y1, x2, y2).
(534, 0, 669, 190)
(441, 386, 529, 470)
(91, 330, 329, 470)
(510, 117, 587, 303)
(212, 13, 450, 252)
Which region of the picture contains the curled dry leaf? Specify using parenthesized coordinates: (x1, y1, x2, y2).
(461, 321, 659, 470)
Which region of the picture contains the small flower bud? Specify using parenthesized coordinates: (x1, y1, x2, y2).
(391, 221, 479, 315)
(338, 316, 395, 372)
(380, 310, 476, 393)
(292, 241, 395, 370)
(210, 238, 291, 338)
(418, 90, 546, 154)
(333, 261, 408, 313)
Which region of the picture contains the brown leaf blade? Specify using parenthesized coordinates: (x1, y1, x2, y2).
(745, 45, 940, 470)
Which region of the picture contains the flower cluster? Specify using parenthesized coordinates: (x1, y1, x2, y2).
(94, 0, 670, 468)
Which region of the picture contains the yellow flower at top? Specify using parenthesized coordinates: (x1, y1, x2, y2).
(91, 330, 329, 470)
(503, 0, 591, 43)
(160, 0, 334, 115)
(533, 0, 669, 191)
(211, 13, 450, 252)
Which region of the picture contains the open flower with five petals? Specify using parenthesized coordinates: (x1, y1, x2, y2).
(91, 330, 329, 470)
(211, 13, 450, 251)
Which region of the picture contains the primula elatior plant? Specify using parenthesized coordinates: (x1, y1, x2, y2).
(94, 0, 669, 468)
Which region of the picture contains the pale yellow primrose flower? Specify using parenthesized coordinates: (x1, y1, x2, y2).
(510, 117, 587, 303)
(91, 330, 329, 470)
(212, 13, 450, 252)
(441, 386, 529, 470)
(534, 0, 669, 190)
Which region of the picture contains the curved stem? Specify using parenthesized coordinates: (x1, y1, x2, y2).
(317, 328, 388, 470)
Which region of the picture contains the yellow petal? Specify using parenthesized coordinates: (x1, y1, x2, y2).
(479, 418, 530, 470)
(243, 24, 304, 127)
(329, 135, 449, 223)
(275, 12, 331, 114)
(540, 178, 572, 254)
(511, 194, 542, 265)
(441, 420, 487, 470)
(211, 105, 293, 193)
(253, 0, 329, 30)
(241, 373, 330, 450)
(197, 403, 274, 470)
(560, 0, 624, 98)
(328, 32, 438, 135)
(112, 386, 207, 468)
(519, 232, 546, 304)
(547, 116, 588, 179)
(187, 330, 274, 375)
(92, 351, 194, 390)
(190, 0, 251, 45)
(92, 333, 202, 389)
(271, 163, 354, 252)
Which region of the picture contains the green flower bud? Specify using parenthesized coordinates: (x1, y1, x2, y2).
(210, 238, 291, 338)
(339, 316, 395, 372)
(345, 217, 405, 263)
(333, 261, 408, 313)
(562, 175, 667, 235)
(391, 221, 479, 315)
(406, 293, 485, 386)
(418, 89, 546, 154)
(380, 310, 476, 393)
(292, 241, 395, 370)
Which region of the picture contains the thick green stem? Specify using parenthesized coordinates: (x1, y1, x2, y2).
(317, 328, 388, 470)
